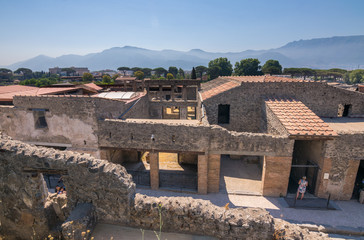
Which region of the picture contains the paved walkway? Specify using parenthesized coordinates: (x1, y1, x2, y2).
(136, 189, 364, 234)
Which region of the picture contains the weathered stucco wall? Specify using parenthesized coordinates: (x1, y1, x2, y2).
(0, 96, 100, 156)
(321, 133, 364, 200)
(98, 119, 294, 156)
(203, 82, 364, 133)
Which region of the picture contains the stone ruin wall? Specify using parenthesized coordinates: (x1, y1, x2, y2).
(0, 134, 327, 240)
(98, 119, 294, 156)
(203, 81, 364, 133)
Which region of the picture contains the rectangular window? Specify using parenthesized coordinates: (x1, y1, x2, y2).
(33, 109, 48, 129)
(218, 104, 230, 124)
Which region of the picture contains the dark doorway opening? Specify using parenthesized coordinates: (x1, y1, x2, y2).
(352, 160, 364, 199)
(218, 104, 230, 124)
(288, 140, 323, 196)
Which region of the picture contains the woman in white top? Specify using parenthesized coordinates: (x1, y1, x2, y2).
(296, 176, 308, 200)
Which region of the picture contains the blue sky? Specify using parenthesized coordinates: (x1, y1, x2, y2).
(0, 0, 363, 65)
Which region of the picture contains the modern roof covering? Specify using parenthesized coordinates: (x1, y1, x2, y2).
(220, 75, 307, 83)
(200, 78, 240, 100)
(0, 85, 80, 102)
(96, 91, 138, 100)
(265, 98, 338, 139)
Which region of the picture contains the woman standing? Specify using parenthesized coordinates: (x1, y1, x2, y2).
(296, 176, 308, 200)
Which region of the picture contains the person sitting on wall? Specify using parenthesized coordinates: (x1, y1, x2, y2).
(296, 176, 308, 200)
(55, 185, 61, 194)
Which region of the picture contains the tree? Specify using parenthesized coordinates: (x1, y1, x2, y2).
(261, 60, 282, 75)
(348, 69, 364, 84)
(178, 68, 185, 78)
(191, 67, 197, 79)
(166, 73, 174, 80)
(112, 73, 121, 80)
(134, 70, 144, 80)
(208, 57, 233, 79)
(117, 67, 130, 76)
(102, 75, 112, 84)
(141, 68, 152, 77)
(14, 68, 33, 79)
(195, 65, 207, 80)
(234, 58, 262, 76)
(0, 68, 13, 81)
(153, 67, 167, 77)
(168, 66, 178, 77)
(131, 67, 142, 72)
(82, 72, 94, 82)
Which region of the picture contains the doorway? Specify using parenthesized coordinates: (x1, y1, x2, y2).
(288, 140, 323, 196)
(352, 160, 364, 199)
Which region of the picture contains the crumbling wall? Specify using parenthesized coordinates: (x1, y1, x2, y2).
(130, 194, 327, 240)
(203, 81, 364, 133)
(0, 134, 135, 239)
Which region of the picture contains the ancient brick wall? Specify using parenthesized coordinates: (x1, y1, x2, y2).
(203, 82, 364, 133)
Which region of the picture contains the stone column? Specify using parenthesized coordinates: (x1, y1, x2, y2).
(198, 154, 208, 194)
(208, 154, 221, 193)
(182, 85, 187, 101)
(150, 152, 159, 190)
(262, 156, 292, 197)
(180, 107, 187, 119)
(341, 160, 360, 200)
(171, 85, 175, 101)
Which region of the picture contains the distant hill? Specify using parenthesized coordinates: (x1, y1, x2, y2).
(4, 35, 364, 71)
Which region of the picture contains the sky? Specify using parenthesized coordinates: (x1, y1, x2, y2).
(0, 0, 364, 66)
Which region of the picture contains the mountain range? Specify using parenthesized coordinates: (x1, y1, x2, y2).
(4, 35, 364, 71)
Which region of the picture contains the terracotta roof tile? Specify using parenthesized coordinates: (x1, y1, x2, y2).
(265, 98, 338, 139)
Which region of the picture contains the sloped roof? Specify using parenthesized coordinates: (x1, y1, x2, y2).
(265, 98, 338, 139)
(200, 75, 307, 100)
(200, 78, 240, 100)
(82, 83, 102, 91)
(0, 85, 79, 102)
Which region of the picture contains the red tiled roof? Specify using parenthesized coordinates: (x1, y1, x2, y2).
(200, 78, 240, 100)
(265, 98, 338, 139)
(221, 75, 307, 83)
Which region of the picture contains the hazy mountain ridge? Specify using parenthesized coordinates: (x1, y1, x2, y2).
(4, 35, 364, 71)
